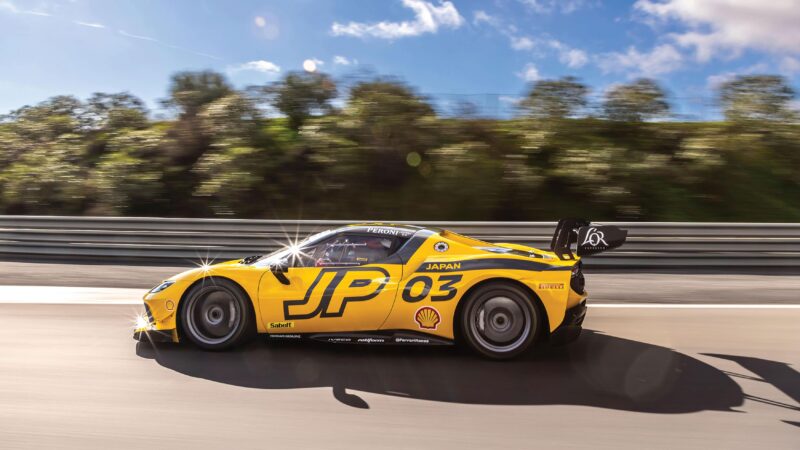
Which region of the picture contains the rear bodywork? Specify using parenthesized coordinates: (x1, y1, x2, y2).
(135, 221, 625, 346)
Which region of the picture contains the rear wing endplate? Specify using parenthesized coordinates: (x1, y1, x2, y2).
(549, 218, 628, 260)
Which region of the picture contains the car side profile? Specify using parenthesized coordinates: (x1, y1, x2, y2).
(134, 219, 626, 359)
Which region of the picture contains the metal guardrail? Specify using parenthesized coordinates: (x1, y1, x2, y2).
(1, 216, 799, 267)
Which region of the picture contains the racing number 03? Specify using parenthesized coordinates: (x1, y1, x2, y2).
(402, 274, 462, 302)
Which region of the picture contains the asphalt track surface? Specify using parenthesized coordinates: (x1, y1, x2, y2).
(0, 262, 798, 448)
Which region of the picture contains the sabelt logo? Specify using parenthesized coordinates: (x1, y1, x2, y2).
(269, 321, 295, 329)
(538, 283, 565, 290)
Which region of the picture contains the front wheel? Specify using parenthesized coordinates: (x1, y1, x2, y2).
(180, 278, 254, 350)
(460, 282, 541, 360)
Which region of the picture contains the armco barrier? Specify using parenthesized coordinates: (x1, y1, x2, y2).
(0, 216, 798, 267)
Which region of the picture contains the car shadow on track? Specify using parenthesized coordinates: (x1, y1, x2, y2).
(136, 330, 744, 412)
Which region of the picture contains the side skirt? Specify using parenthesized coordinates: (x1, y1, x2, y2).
(265, 330, 453, 346)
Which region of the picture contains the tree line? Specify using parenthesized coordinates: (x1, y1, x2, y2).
(1, 71, 798, 221)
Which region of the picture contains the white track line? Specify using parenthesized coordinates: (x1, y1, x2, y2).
(0, 286, 799, 308)
(0, 286, 143, 305)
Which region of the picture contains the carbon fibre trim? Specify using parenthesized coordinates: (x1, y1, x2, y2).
(394, 229, 436, 263)
(266, 330, 453, 345)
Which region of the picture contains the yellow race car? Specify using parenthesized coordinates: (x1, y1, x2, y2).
(134, 219, 626, 359)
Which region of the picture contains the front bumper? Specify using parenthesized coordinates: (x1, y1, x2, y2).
(133, 304, 177, 343)
(133, 328, 176, 343)
(550, 299, 587, 345)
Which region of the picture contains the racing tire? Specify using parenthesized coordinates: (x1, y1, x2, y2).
(460, 282, 540, 360)
(180, 278, 255, 351)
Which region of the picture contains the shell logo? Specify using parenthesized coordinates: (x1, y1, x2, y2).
(414, 306, 441, 330)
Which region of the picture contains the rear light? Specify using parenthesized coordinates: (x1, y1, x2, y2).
(570, 262, 585, 294)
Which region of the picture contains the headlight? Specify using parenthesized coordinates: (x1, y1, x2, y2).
(150, 281, 175, 293)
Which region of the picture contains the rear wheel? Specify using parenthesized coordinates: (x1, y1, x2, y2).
(180, 278, 254, 350)
(460, 282, 540, 360)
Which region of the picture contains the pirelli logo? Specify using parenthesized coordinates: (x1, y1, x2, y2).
(538, 283, 565, 290)
(269, 321, 295, 329)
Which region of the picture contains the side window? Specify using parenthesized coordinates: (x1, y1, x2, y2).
(299, 234, 398, 267)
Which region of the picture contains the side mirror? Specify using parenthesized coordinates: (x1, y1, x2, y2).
(270, 260, 291, 285)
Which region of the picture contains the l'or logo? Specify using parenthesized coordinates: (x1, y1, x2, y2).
(283, 267, 390, 320)
(581, 227, 608, 247)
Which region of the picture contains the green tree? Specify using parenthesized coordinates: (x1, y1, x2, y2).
(90, 129, 166, 215)
(192, 94, 277, 216)
(7, 95, 86, 139)
(719, 75, 796, 122)
(85, 92, 148, 130)
(603, 78, 670, 122)
(0, 135, 87, 214)
(163, 71, 233, 117)
(521, 77, 589, 119)
(270, 71, 337, 131)
(342, 79, 437, 188)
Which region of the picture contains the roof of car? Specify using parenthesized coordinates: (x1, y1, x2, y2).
(337, 223, 437, 238)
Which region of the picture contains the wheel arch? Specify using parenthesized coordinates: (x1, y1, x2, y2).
(453, 277, 550, 344)
(175, 275, 258, 341)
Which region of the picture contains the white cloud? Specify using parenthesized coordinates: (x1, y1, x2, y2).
(333, 55, 356, 65)
(331, 0, 464, 39)
(561, 48, 588, 68)
(472, 9, 588, 66)
(117, 29, 221, 60)
(74, 20, 105, 29)
(0, 0, 15, 13)
(118, 30, 158, 42)
(517, 63, 541, 82)
(473, 10, 535, 52)
(598, 44, 683, 77)
(706, 72, 736, 89)
(472, 10, 500, 27)
(519, 0, 592, 14)
(499, 95, 523, 105)
(510, 36, 535, 51)
(228, 60, 281, 74)
(635, 0, 800, 61)
(706, 62, 769, 89)
(549, 40, 588, 68)
(779, 56, 800, 75)
(0, 0, 50, 16)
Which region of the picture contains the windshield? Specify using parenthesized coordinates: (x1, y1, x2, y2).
(251, 229, 336, 267)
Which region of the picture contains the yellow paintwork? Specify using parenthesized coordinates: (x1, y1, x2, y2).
(139, 225, 586, 342)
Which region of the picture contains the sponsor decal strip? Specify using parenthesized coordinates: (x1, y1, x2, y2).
(416, 258, 571, 273)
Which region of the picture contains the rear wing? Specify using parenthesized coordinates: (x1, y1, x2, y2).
(549, 218, 628, 260)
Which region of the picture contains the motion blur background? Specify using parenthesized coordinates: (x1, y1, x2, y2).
(1, 2, 799, 448)
(1, 0, 799, 222)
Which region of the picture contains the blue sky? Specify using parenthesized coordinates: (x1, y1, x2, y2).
(1, 0, 799, 119)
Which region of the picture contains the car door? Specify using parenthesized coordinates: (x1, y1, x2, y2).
(258, 233, 403, 334)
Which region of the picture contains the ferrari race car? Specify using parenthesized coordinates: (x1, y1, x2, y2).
(134, 219, 626, 359)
